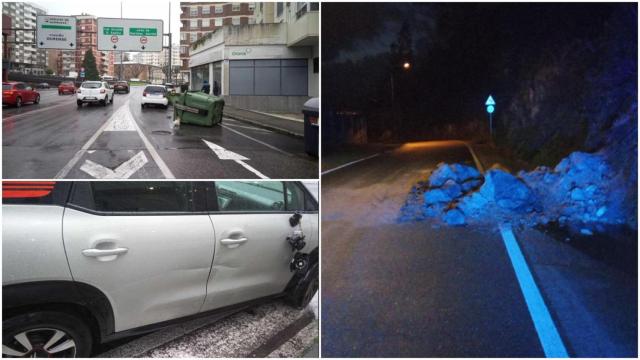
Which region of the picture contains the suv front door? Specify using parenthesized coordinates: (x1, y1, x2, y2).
(201, 181, 318, 311)
(62, 182, 215, 331)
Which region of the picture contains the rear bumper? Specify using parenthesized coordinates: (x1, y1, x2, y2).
(77, 94, 108, 102)
(142, 97, 168, 106)
(2, 95, 16, 104)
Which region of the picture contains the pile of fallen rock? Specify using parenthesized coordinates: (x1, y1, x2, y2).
(418, 151, 625, 231)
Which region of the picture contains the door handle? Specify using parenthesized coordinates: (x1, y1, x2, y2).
(220, 237, 248, 248)
(82, 247, 128, 257)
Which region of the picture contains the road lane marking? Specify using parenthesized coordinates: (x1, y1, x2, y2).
(54, 103, 127, 178)
(499, 223, 568, 358)
(462, 142, 485, 174)
(321, 153, 382, 176)
(80, 151, 149, 179)
(2, 98, 76, 121)
(223, 122, 274, 133)
(55, 101, 174, 179)
(221, 123, 293, 156)
(202, 139, 268, 179)
(104, 106, 136, 131)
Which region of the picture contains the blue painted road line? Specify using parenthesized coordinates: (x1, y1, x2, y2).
(499, 223, 569, 358)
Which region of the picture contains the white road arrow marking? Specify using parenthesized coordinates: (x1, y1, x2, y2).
(80, 151, 148, 179)
(202, 139, 268, 179)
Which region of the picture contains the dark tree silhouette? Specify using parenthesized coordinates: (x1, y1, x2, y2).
(82, 49, 99, 80)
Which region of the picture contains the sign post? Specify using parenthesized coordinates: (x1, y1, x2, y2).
(97, 18, 163, 52)
(36, 15, 76, 49)
(485, 95, 496, 141)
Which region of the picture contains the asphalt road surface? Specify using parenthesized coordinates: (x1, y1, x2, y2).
(2, 87, 317, 179)
(321, 141, 637, 357)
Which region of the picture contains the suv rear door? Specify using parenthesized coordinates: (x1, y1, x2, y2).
(62, 182, 215, 331)
(202, 181, 319, 311)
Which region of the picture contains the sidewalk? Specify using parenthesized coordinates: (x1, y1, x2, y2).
(224, 105, 304, 138)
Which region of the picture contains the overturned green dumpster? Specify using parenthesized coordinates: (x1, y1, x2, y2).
(173, 91, 224, 126)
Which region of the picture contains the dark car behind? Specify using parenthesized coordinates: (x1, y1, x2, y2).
(113, 81, 130, 94)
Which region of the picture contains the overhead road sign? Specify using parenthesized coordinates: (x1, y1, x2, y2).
(36, 15, 76, 49)
(97, 18, 163, 51)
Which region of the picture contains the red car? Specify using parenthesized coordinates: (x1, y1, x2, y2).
(2, 82, 40, 108)
(58, 81, 76, 95)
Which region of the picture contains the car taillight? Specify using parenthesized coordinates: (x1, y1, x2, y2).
(143, 92, 147, 97)
(100, 89, 106, 94)
(308, 116, 319, 125)
(2, 181, 56, 199)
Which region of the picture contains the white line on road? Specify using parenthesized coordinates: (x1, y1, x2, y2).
(220, 123, 292, 156)
(202, 139, 268, 179)
(499, 223, 568, 358)
(2, 98, 76, 121)
(80, 151, 149, 179)
(321, 153, 382, 176)
(127, 102, 175, 178)
(223, 122, 274, 133)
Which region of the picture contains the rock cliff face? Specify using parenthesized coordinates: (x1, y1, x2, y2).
(497, 6, 637, 228)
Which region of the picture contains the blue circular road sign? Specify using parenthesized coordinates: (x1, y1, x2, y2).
(486, 105, 495, 114)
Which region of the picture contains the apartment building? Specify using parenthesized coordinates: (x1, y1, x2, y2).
(179, 2, 255, 82)
(2, 1, 48, 75)
(74, 14, 114, 77)
(188, 2, 319, 112)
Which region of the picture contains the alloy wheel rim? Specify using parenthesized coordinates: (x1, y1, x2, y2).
(2, 328, 76, 358)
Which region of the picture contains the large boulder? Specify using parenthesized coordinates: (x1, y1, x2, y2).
(477, 169, 534, 211)
(429, 163, 482, 187)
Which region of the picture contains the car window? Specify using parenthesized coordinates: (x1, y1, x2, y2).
(81, 82, 101, 89)
(2, 84, 12, 90)
(285, 182, 305, 211)
(214, 181, 286, 212)
(69, 182, 195, 213)
(145, 86, 166, 94)
(15, 83, 25, 90)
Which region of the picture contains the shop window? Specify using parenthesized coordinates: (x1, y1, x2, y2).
(229, 59, 308, 96)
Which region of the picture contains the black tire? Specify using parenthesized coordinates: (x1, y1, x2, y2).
(3, 311, 93, 357)
(77, 100, 83, 108)
(286, 261, 318, 310)
(15, 97, 22, 108)
(58, 91, 62, 95)
(101, 97, 107, 106)
(34, 95, 40, 104)
(141, 103, 145, 109)
(110, 95, 114, 104)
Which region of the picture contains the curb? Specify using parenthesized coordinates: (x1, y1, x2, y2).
(224, 113, 304, 138)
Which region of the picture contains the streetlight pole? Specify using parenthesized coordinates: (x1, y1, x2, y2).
(119, 1, 123, 80)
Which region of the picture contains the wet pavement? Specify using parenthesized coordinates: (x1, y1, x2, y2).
(3, 87, 317, 179)
(321, 140, 637, 357)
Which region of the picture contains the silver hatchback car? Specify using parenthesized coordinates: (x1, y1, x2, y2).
(2, 181, 319, 357)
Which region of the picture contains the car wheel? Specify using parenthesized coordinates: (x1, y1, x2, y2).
(34, 95, 40, 104)
(15, 97, 22, 108)
(141, 103, 145, 109)
(110, 95, 114, 104)
(286, 261, 318, 310)
(101, 97, 107, 106)
(2, 311, 93, 358)
(77, 100, 83, 108)
(58, 91, 62, 95)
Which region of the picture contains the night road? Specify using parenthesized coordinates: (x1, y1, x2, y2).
(321, 141, 637, 357)
(2, 87, 317, 179)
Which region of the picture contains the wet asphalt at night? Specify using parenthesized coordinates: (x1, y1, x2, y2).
(2, 87, 317, 179)
(321, 141, 637, 357)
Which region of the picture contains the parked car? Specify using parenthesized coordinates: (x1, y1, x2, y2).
(58, 81, 76, 95)
(76, 81, 113, 107)
(36, 82, 50, 89)
(2, 82, 40, 108)
(113, 81, 130, 94)
(141, 85, 168, 109)
(2, 181, 319, 357)
(164, 83, 176, 94)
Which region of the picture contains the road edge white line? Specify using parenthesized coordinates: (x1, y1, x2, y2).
(463, 141, 485, 174)
(235, 160, 269, 179)
(54, 104, 125, 179)
(127, 103, 175, 179)
(499, 223, 569, 358)
(321, 153, 381, 176)
(221, 123, 292, 156)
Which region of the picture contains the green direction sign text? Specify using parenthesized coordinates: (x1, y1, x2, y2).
(103, 27, 124, 35)
(129, 28, 158, 36)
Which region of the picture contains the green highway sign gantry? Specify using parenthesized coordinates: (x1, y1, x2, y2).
(97, 18, 163, 51)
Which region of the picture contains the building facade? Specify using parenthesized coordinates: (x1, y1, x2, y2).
(74, 14, 114, 77)
(188, 2, 319, 112)
(2, 2, 48, 75)
(179, 2, 255, 83)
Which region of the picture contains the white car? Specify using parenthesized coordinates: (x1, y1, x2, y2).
(141, 85, 168, 109)
(76, 81, 114, 107)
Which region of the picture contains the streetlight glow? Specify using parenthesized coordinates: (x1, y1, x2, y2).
(403, 61, 411, 70)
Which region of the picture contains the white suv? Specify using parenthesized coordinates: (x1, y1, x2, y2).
(76, 81, 114, 107)
(2, 181, 319, 357)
